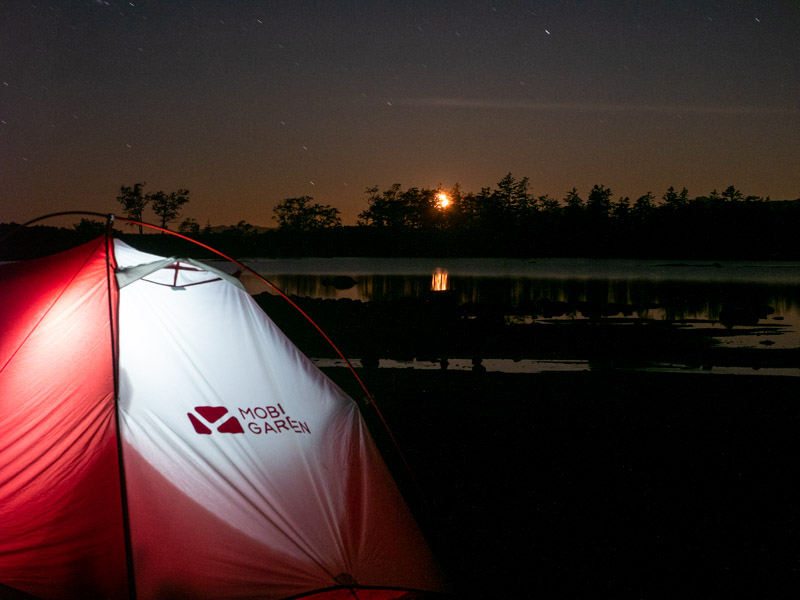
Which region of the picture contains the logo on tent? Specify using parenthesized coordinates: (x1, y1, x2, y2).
(188, 406, 245, 434)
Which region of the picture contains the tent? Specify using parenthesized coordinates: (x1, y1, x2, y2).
(0, 234, 445, 599)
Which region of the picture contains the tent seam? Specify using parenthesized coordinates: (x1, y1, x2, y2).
(106, 231, 138, 600)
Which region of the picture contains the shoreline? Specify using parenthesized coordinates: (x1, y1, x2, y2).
(256, 293, 800, 374)
(313, 356, 800, 377)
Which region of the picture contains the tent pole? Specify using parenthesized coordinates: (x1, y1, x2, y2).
(104, 221, 138, 600)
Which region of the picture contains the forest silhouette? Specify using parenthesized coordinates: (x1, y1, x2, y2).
(2, 174, 798, 260)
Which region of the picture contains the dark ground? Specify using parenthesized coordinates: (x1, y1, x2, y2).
(323, 368, 800, 598)
(261, 289, 800, 597)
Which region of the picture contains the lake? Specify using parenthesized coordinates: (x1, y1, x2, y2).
(211, 257, 800, 375)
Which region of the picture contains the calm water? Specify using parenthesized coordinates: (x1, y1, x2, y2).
(211, 257, 800, 374)
(5, 254, 794, 372)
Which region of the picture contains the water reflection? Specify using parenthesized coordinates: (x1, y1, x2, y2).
(431, 268, 449, 292)
(235, 270, 800, 349)
(248, 274, 796, 317)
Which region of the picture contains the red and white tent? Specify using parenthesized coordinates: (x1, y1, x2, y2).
(0, 235, 444, 599)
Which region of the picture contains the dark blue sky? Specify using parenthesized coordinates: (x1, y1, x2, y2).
(2, 0, 798, 226)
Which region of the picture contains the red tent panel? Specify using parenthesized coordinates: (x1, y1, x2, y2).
(0, 239, 129, 599)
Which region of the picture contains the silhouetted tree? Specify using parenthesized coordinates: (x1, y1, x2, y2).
(358, 184, 436, 229)
(563, 188, 584, 218)
(476, 173, 535, 226)
(457, 189, 481, 230)
(539, 194, 560, 215)
(708, 189, 723, 206)
(404, 187, 439, 229)
(631, 192, 655, 220)
(582, 185, 613, 252)
(150, 188, 190, 231)
(273, 196, 342, 231)
(721, 185, 744, 203)
(559, 188, 586, 253)
(586, 184, 613, 219)
(359, 185, 402, 228)
(442, 182, 470, 228)
(662, 186, 689, 211)
(612, 196, 631, 220)
(116, 183, 148, 234)
(495, 173, 534, 217)
(73, 218, 106, 238)
(231, 220, 256, 236)
(178, 218, 200, 234)
(115, 182, 190, 234)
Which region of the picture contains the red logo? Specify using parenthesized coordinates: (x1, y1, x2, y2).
(188, 406, 244, 434)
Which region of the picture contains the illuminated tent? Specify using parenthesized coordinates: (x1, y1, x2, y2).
(0, 235, 444, 599)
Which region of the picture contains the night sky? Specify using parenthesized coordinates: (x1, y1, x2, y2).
(2, 0, 798, 227)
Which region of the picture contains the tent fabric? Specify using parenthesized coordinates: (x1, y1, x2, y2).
(114, 253, 245, 290)
(0, 238, 129, 598)
(0, 237, 444, 600)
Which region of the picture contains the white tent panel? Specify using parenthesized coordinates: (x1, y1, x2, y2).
(114, 241, 441, 598)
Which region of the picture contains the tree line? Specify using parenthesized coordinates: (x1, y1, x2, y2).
(265, 175, 798, 259)
(3, 177, 797, 260)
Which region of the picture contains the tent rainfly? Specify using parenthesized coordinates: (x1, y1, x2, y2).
(0, 235, 445, 599)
